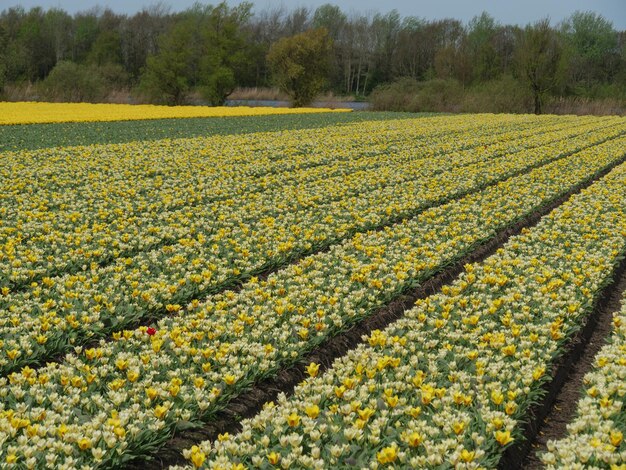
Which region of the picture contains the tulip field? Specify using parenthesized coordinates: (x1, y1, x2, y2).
(1, 107, 626, 469)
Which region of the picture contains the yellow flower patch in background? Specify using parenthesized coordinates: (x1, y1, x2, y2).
(0, 101, 350, 125)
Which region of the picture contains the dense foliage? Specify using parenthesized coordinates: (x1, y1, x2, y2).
(267, 28, 332, 107)
(0, 3, 624, 110)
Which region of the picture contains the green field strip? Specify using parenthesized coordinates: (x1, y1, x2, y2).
(0, 116, 600, 290)
(0, 135, 624, 468)
(0, 112, 423, 152)
(0, 121, 623, 375)
(172, 150, 626, 470)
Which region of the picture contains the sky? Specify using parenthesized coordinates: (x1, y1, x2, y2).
(2, 0, 625, 29)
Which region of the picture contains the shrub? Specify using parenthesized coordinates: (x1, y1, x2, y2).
(460, 75, 532, 113)
(39, 61, 129, 103)
(371, 76, 535, 114)
(39, 61, 105, 102)
(369, 78, 462, 113)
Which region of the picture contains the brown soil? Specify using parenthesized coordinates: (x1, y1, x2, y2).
(124, 155, 626, 469)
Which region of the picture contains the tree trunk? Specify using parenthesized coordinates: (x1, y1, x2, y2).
(355, 57, 362, 96)
(533, 90, 541, 114)
(362, 62, 369, 95)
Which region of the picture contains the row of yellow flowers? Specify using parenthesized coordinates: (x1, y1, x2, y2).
(540, 293, 626, 467)
(0, 101, 350, 125)
(1, 118, 622, 376)
(0, 132, 625, 468)
(1, 114, 570, 289)
(174, 155, 626, 470)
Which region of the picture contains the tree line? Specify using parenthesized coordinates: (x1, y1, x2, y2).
(0, 2, 624, 113)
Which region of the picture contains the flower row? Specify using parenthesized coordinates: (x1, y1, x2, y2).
(176, 154, 626, 470)
(0, 133, 624, 468)
(0, 114, 577, 289)
(2, 119, 622, 374)
(540, 290, 626, 467)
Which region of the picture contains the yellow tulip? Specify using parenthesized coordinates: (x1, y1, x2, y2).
(376, 445, 397, 464)
(190, 446, 206, 468)
(267, 452, 280, 465)
(305, 362, 320, 377)
(495, 430, 514, 446)
(304, 404, 319, 419)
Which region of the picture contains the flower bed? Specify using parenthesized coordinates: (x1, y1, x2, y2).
(175, 155, 626, 470)
(0, 133, 624, 467)
(1, 118, 623, 374)
(0, 114, 575, 288)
